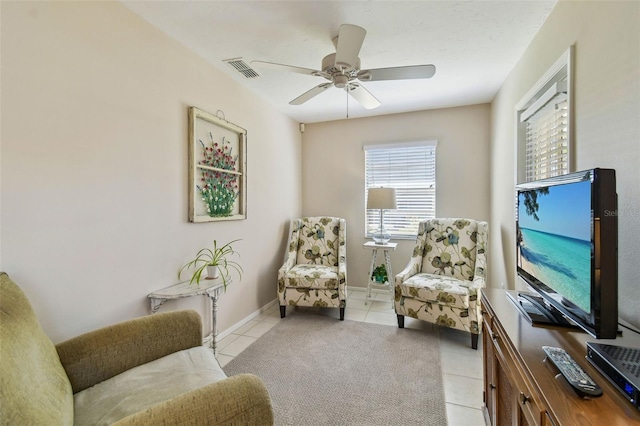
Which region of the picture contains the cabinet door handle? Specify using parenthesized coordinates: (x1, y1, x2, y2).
(491, 332, 499, 341)
(489, 383, 496, 390)
(519, 392, 530, 404)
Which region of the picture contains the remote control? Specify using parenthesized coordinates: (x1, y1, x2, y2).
(542, 346, 603, 398)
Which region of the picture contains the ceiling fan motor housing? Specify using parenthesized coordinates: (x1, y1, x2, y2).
(322, 53, 360, 76)
(333, 74, 349, 88)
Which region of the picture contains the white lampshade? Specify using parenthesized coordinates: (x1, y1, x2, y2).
(367, 187, 397, 244)
(367, 187, 397, 210)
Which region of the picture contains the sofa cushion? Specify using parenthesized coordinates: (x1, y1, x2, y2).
(73, 346, 227, 426)
(399, 273, 471, 309)
(0, 273, 74, 425)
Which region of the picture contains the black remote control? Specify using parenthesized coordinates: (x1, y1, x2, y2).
(542, 346, 603, 398)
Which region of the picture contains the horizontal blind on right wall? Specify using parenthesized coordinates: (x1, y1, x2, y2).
(523, 92, 569, 182)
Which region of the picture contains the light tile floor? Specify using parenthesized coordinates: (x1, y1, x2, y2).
(216, 287, 486, 426)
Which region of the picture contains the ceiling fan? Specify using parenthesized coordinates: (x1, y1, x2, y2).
(251, 24, 436, 110)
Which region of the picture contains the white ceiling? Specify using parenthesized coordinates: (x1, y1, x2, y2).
(121, 1, 556, 124)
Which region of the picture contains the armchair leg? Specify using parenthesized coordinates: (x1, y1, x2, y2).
(471, 333, 479, 350)
(339, 307, 345, 321)
(280, 306, 286, 319)
(397, 314, 405, 328)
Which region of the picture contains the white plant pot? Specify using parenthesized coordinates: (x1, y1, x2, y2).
(206, 265, 220, 280)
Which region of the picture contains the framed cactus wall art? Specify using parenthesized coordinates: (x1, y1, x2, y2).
(188, 107, 247, 222)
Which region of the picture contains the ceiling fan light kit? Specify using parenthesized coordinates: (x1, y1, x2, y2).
(251, 24, 436, 112)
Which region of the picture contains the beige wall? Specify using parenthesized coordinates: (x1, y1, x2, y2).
(490, 1, 640, 325)
(0, 2, 301, 343)
(4, 0, 637, 341)
(301, 104, 491, 291)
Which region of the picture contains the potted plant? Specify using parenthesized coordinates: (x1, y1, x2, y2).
(372, 264, 388, 283)
(178, 239, 243, 289)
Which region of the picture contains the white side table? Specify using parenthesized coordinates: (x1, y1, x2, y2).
(148, 278, 227, 355)
(363, 241, 397, 305)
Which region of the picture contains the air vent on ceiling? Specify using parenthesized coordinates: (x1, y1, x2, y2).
(223, 58, 260, 79)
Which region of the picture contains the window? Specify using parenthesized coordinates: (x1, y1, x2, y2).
(364, 141, 437, 239)
(522, 83, 568, 181)
(516, 46, 573, 183)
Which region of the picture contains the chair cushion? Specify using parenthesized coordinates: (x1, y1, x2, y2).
(73, 346, 227, 426)
(294, 217, 341, 267)
(420, 219, 478, 282)
(283, 264, 339, 289)
(399, 273, 471, 309)
(0, 273, 74, 425)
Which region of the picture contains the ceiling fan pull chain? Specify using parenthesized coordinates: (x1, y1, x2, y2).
(346, 86, 349, 119)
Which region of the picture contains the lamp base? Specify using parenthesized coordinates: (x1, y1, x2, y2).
(372, 231, 391, 244)
(373, 209, 391, 244)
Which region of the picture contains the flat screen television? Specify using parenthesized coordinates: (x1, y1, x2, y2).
(515, 168, 618, 339)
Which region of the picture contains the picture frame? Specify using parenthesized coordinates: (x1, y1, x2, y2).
(188, 106, 247, 222)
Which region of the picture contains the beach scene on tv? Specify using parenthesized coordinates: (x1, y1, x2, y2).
(517, 180, 592, 313)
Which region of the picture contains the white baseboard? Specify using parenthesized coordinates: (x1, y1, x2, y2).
(352, 286, 391, 293)
(217, 299, 278, 341)
(216, 288, 391, 341)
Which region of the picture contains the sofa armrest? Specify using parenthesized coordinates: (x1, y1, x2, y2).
(112, 374, 274, 426)
(56, 310, 202, 393)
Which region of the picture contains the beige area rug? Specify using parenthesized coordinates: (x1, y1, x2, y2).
(223, 313, 447, 426)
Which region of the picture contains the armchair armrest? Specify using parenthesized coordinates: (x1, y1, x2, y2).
(338, 261, 347, 283)
(113, 374, 274, 426)
(395, 230, 426, 286)
(278, 219, 302, 278)
(395, 236, 425, 285)
(277, 258, 296, 280)
(56, 310, 202, 393)
(470, 274, 486, 293)
(337, 218, 347, 284)
(395, 259, 421, 286)
(471, 220, 489, 292)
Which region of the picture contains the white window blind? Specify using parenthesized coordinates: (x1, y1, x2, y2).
(522, 84, 569, 182)
(364, 142, 436, 239)
(516, 47, 573, 184)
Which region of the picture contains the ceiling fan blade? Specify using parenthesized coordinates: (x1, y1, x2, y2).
(289, 83, 333, 105)
(358, 64, 436, 82)
(347, 83, 381, 110)
(334, 24, 366, 69)
(251, 60, 322, 77)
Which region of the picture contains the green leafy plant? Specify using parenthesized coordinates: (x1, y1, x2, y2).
(372, 264, 388, 283)
(178, 239, 243, 288)
(197, 134, 239, 217)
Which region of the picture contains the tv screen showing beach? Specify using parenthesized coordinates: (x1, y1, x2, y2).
(517, 179, 592, 313)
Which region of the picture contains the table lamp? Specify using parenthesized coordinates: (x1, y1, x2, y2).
(367, 187, 397, 244)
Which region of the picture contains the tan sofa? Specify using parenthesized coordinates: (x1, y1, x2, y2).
(0, 272, 274, 425)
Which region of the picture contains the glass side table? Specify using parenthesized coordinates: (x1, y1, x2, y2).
(147, 278, 227, 355)
(363, 241, 397, 306)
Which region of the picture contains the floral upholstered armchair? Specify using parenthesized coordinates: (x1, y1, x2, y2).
(278, 217, 347, 320)
(395, 218, 488, 349)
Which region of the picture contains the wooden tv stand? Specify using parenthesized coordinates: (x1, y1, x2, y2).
(481, 288, 640, 425)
